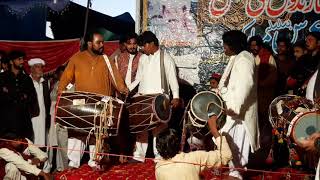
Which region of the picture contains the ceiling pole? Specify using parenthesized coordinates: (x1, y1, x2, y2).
(80, 0, 91, 51)
(83, 0, 91, 38)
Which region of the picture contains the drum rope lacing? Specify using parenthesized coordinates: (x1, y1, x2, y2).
(55, 94, 105, 132)
(56, 94, 119, 132)
(188, 111, 206, 128)
(269, 95, 298, 128)
(127, 96, 160, 133)
(130, 115, 156, 133)
(91, 99, 115, 162)
(56, 104, 95, 131)
(127, 96, 155, 117)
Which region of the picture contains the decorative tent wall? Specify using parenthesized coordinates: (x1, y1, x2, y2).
(0, 39, 119, 74)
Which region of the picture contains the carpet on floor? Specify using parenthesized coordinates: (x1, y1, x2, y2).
(54, 161, 314, 180)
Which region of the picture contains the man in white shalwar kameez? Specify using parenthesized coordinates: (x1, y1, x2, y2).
(0, 132, 51, 180)
(128, 31, 180, 162)
(299, 63, 320, 180)
(217, 30, 260, 179)
(28, 58, 48, 147)
(29, 58, 52, 172)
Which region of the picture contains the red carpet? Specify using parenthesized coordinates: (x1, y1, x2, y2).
(55, 160, 156, 180)
(54, 161, 314, 180)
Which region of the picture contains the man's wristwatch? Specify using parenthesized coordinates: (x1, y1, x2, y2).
(314, 137, 320, 152)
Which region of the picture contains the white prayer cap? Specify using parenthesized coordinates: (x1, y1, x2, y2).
(28, 58, 45, 66)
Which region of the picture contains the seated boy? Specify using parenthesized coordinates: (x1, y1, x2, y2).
(0, 132, 51, 180)
(155, 116, 232, 180)
(207, 72, 221, 93)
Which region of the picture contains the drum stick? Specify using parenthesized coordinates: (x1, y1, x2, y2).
(163, 98, 170, 110)
(207, 101, 226, 114)
(180, 101, 191, 151)
(180, 101, 191, 126)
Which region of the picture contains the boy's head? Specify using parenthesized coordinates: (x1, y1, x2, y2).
(276, 37, 291, 55)
(208, 73, 221, 89)
(293, 41, 307, 60)
(156, 129, 180, 160)
(2, 132, 24, 148)
(305, 32, 320, 53)
(137, 31, 159, 55)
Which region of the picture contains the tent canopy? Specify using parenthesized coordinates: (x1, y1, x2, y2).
(0, 1, 135, 41)
(47, 2, 135, 40)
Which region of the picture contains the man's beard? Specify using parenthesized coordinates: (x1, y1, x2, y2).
(251, 50, 258, 56)
(13, 64, 23, 71)
(33, 73, 43, 78)
(92, 47, 104, 55)
(128, 48, 137, 55)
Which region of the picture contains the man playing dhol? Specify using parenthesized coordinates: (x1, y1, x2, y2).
(58, 29, 128, 168)
(128, 31, 180, 162)
(218, 30, 260, 179)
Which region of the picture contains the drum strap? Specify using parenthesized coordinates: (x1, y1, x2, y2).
(160, 49, 169, 95)
(313, 66, 320, 101)
(219, 55, 236, 89)
(103, 54, 117, 87)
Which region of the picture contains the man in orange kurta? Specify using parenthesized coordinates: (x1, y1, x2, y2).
(57, 29, 128, 168)
(58, 36, 128, 96)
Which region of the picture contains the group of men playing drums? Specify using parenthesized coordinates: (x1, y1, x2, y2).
(57, 28, 235, 178)
(57, 30, 181, 166)
(56, 29, 320, 179)
(2, 28, 318, 179)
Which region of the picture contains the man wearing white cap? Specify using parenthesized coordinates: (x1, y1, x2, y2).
(28, 58, 51, 148)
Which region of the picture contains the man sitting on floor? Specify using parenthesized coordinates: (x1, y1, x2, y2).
(0, 132, 51, 180)
(155, 115, 232, 180)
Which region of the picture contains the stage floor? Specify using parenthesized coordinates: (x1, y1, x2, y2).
(54, 160, 315, 180)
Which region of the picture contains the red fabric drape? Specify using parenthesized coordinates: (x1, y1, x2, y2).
(0, 39, 119, 73)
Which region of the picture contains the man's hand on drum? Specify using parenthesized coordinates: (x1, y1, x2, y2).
(298, 132, 320, 152)
(207, 115, 220, 138)
(171, 98, 180, 108)
(39, 171, 51, 180)
(31, 158, 41, 166)
(121, 87, 129, 95)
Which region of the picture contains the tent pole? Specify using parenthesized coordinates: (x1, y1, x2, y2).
(82, 0, 91, 38)
(80, 0, 91, 51)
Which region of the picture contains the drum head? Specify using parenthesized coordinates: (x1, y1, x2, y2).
(154, 94, 171, 120)
(292, 111, 320, 143)
(190, 91, 224, 121)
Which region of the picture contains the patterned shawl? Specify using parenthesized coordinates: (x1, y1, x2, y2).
(116, 52, 142, 82)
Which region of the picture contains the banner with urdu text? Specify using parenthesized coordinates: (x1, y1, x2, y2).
(141, 0, 320, 91)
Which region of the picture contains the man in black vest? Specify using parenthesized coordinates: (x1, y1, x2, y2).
(0, 51, 39, 140)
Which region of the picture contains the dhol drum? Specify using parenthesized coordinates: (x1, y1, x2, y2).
(269, 95, 317, 144)
(269, 95, 319, 168)
(185, 91, 226, 139)
(55, 91, 124, 137)
(287, 111, 320, 144)
(127, 94, 171, 133)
